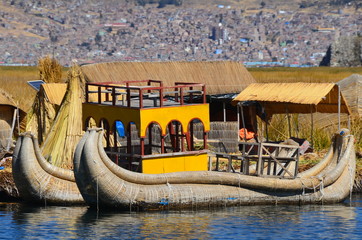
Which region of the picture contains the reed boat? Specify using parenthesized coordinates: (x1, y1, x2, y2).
(73, 128, 355, 211)
(12, 132, 84, 205)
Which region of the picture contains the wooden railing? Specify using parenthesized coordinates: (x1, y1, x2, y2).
(85, 80, 206, 108)
(214, 142, 300, 178)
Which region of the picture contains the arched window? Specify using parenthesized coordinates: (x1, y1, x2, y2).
(164, 120, 183, 153)
(145, 122, 162, 155)
(187, 118, 206, 151)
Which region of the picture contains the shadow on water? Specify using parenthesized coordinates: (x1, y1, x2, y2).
(0, 195, 362, 239)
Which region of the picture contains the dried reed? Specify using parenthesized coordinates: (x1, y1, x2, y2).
(41, 63, 85, 169)
(249, 67, 362, 83)
(38, 56, 62, 83)
(80, 61, 256, 95)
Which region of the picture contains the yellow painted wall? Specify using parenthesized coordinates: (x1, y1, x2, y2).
(142, 152, 208, 174)
(83, 103, 210, 137)
(140, 104, 210, 136)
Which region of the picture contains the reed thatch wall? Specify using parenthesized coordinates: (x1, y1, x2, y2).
(194, 121, 239, 153)
(337, 74, 362, 117)
(80, 61, 256, 95)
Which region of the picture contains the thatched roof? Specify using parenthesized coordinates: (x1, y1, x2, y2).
(337, 74, 362, 117)
(0, 89, 18, 108)
(41, 83, 67, 105)
(232, 83, 350, 114)
(80, 61, 256, 95)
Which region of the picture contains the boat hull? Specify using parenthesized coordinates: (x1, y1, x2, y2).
(12, 133, 84, 205)
(74, 129, 355, 211)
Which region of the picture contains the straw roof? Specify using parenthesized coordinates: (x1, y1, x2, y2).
(337, 74, 362, 117)
(41, 83, 67, 105)
(80, 61, 256, 95)
(0, 89, 18, 108)
(232, 83, 350, 114)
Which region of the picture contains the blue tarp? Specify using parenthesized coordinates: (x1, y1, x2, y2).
(115, 121, 125, 137)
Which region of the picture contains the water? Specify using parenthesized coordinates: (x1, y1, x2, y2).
(1, 195, 362, 240)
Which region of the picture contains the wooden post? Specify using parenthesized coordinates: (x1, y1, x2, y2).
(338, 84, 341, 131)
(237, 103, 240, 141)
(139, 89, 143, 108)
(175, 122, 180, 151)
(127, 123, 132, 169)
(98, 86, 101, 104)
(161, 135, 165, 153)
(190, 121, 194, 151)
(140, 138, 145, 156)
(203, 131, 208, 149)
(112, 87, 116, 106)
(223, 102, 226, 122)
(126, 83, 131, 108)
(6, 108, 17, 151)
(85, 84, 89, 103)
(286, 105, 291, 138)
(240, 104, 247, 142)
(310, 105, 314, 149)
(148, 124, 153, 154)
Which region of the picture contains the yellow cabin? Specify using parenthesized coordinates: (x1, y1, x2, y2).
(82, 80, 210, 174)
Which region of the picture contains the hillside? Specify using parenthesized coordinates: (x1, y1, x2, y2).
(136, 0, 362, 10)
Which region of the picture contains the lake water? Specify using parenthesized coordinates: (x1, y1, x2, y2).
(1, 194, 362, 239)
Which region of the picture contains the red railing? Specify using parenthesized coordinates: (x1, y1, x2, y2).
(85, 80, 206, 108)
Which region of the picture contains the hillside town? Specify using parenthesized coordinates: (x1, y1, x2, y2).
(0, 0, 361, 67)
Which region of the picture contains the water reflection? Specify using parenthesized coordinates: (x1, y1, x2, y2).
(0, 196, 361, 239)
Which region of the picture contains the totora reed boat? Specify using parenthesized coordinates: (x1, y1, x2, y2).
(73, 128, 355, 211)
(12, 133, 83, 205)
(11, 78, 356, 210)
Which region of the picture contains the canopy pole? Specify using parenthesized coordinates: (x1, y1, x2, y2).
(240, 104, 247, 142)
(223, 102, 226, 122)
(16, 108, 20, 135)
(348, 114, 351, 130)
(7, 108, 18, 152)
(338, 84, 341, 131)
(264, 103, 269, 142)
(286, 105, 291, 138)
(237, 103, 240, 141)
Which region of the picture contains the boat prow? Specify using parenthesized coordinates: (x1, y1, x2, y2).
(12, 133, 84, 205)
(74, 128, 356, 211)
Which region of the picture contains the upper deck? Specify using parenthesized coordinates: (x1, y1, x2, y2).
(85, 79, 207, 109)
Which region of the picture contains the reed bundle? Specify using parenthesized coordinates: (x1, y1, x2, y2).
(40, 64, 85, 169)
(80, 61, 256, 95)
(38, 56, 62, 83)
